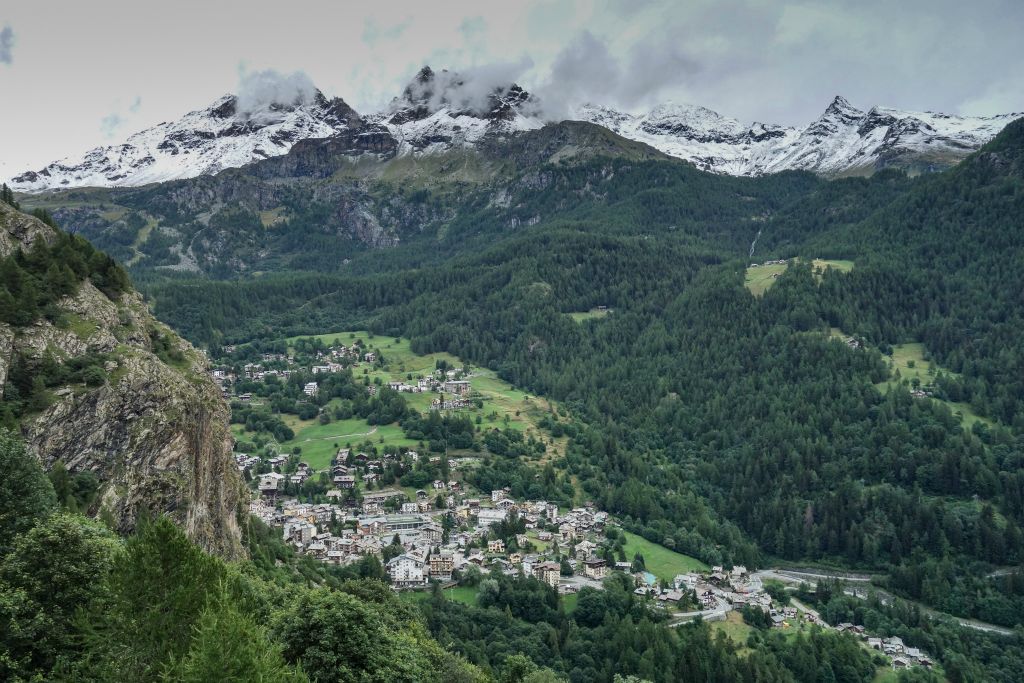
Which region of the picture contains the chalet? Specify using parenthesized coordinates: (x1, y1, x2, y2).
(579, 539, 600, 557)
(533, 561, 561, 588)
(582, 559, 607, 580)
(363, 352, 377, 362)
(259, 472, 285, 498)
(334, 475, 356, 489)
(488, 539, 506, 553)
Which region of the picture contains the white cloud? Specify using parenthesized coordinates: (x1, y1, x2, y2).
(235, 68, 318, 121)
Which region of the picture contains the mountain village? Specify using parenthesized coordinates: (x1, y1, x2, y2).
(214, 336, 938, 674)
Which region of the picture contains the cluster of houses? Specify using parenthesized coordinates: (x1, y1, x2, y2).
(861, 634, 934, 671)
(257, 459, 320, 496)
(748, 259, 788, 267)
(250, 473, 617, 592)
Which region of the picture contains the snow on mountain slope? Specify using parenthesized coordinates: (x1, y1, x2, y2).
(10, 91, 359, 191)
(9, 67, 1021, 192)
(373, 66, 544, 155)
(576, 96, 1022, 176)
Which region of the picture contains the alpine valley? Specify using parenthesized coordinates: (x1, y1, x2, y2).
(4, 58, 1024, 683)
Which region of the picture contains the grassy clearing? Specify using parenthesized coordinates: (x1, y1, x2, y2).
(281, 420, 418, 470)
(398, 585, 479, 606)
(568, 308, 611, 322)
(125, 214, 157, 267)
(622, 531, 708, 582)
(811, 258, 854, 276)
(875, 342, 992, 428)
(745, 258, 854, 295)
(744, 263, 789, 296)
(712, 611, 754, 649)
(259, 207, 287, 227)
(445, 586, 480, 606)
(562, 592, 579, 612)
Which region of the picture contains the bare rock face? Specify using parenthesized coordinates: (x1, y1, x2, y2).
(0, 202, 245, 558)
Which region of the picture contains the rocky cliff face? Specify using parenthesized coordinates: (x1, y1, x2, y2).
(0, 202, 245, 558)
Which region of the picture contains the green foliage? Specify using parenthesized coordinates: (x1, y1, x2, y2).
(0, 430, 57, 552)
(163, 588, 308, 683)
(0, 225, 130, 327)
(0, 513, 118, 679)
(0, 184, 18, 209)
(77, 515, 228, 681)
(273, 588, 442, 682)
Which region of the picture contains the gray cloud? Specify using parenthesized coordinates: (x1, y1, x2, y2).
(531, 30, 700, 120)
(236, 68, 318, 121)
(0, 25, 14, 65)
(100, 112, 123, 138)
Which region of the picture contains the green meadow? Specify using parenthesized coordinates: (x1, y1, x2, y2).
(621, 531, 708, 582)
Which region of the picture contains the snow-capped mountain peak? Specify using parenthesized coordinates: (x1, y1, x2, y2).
(10, 90, 360, 191)
(376, 65, 543, 154)
(575, 96, 1022, 176)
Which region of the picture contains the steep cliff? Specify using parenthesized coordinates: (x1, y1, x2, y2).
(0, 201, 245, 558)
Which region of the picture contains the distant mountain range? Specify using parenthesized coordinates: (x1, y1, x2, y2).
(9, 66, 1020, 191)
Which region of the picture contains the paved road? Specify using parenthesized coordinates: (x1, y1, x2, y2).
(755, 569, 1015, 637)
(668, 597, 731, 627)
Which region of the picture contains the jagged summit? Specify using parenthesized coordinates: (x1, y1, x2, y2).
(375, 65, 543, 154)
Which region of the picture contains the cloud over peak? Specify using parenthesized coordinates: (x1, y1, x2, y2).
(236, 68, 319, 121)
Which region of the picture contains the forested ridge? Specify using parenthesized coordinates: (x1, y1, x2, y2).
(140, 121, 1024, 617)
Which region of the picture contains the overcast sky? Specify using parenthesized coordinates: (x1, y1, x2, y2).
(1, 0, 1022, 177)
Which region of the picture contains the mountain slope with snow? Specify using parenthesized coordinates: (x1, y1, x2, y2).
(576, 96, 1021, 176)
(370, 66, 544, 155)
(10, 91, 360, 191)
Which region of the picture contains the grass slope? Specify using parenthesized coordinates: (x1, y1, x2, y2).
(622, 531, 708, 581)
(744, 258, 854, 296)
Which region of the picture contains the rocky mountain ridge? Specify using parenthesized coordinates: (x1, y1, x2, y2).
(0, 201, 245, 557)
(575, 96, 1022, 176)
(11, 67, 1019, 191)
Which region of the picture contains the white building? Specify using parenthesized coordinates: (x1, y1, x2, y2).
(303, 382, 318, 396)
(387, 554, 428, 587)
